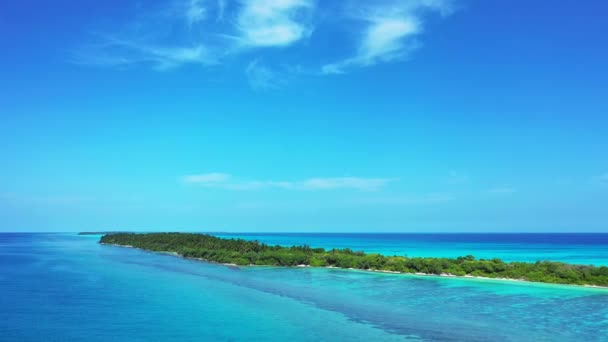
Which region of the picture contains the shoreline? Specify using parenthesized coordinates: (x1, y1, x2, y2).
(102, 242, 608, 290)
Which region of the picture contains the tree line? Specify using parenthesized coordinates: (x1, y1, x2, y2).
(100, 233, 608, 287)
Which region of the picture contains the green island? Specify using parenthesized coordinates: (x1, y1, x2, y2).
(100, 232, 608, 287)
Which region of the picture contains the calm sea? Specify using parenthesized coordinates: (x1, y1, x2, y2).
(214, 233, 608, 265)
(1, 233, 608, 341)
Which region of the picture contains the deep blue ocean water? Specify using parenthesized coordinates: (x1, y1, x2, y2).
(1, 233, 608, 341)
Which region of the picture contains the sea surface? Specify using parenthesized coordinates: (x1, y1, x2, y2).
(215, 233, 608, 266)
(1, 233, 608, 341)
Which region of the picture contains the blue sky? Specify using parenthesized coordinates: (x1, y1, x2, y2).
(1, 0, 607, 232)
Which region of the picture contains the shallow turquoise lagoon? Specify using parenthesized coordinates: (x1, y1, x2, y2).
(214, 233, 608, 266)
(1, 233, 607, 341)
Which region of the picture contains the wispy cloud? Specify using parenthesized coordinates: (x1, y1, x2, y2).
(236, 0, 315, 47)
(75, 0, 314, 71)
(301, 177, 394, 191)
(75, 38, 219, 71)
(73, 0, 226, 71)
(185, 0, 207, 27)
(181, 173, 396, 191)
(182, 172, 231, 183)
(322, 0, 454, 74)
(216, 0, 227, 21)
(245, 60, 286, 89)
(485, 187, 517, 195)
(76, 0, 456, 80)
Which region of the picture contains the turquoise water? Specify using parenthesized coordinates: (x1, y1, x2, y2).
(1, 233, 608, 341)
(214, 233, 608, 265)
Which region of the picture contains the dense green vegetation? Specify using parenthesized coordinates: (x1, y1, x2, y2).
(100, 233, 608, 287)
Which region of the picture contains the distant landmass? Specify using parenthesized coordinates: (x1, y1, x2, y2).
(100, 232, 608, 288)
(78, 231, 128, 235)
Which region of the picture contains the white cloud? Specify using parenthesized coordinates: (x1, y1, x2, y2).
(182, 173, 294, 190)
(76, 0, 456, 78)
(301, 177, 394, 191)
(182, 173, 396, 191)
(322, 0, 453, 74)
(236, 0, 315, 47)
(186, 0, 208, 27)
(76, 0, 315, 71)
(182, 173, 231, 184)
(359, 17, 419, 62)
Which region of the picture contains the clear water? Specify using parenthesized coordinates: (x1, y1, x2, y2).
(1, 233, 608, 341)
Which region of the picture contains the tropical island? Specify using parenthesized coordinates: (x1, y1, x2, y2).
(100, 233, 608, 287)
